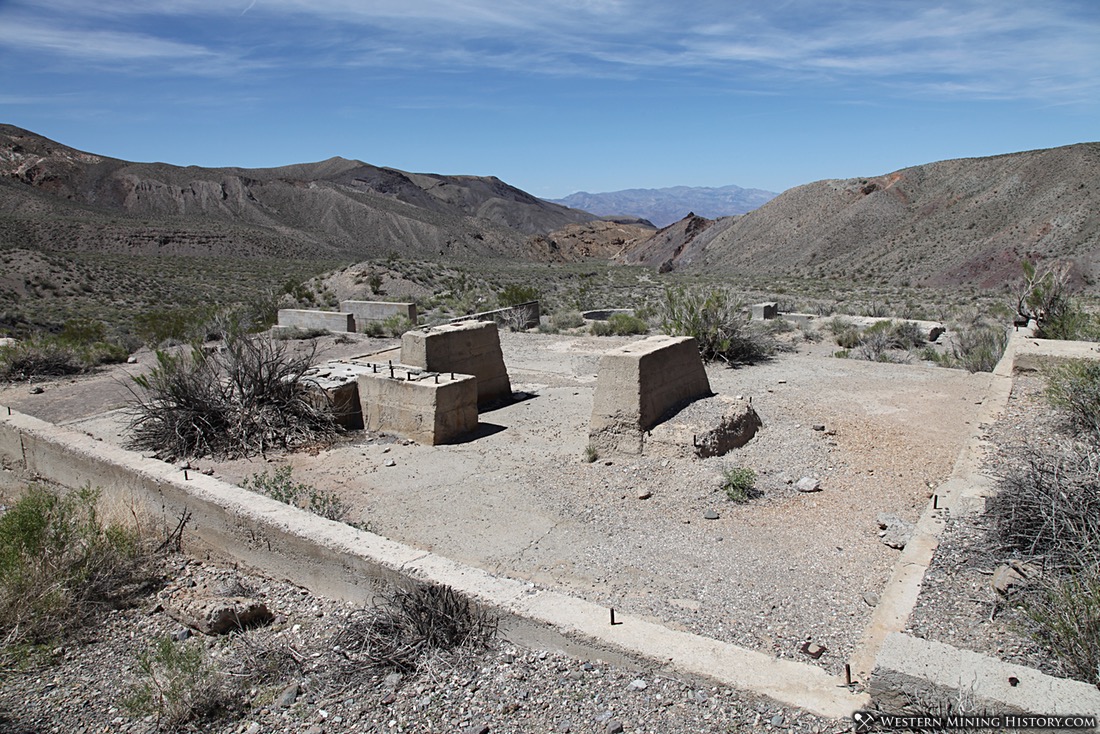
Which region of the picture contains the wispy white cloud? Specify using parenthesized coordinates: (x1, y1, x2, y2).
(1, 0, 1097, 101)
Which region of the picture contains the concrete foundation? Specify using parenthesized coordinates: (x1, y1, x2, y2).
(276, 309, 354, 333)
(589, 335, 712, 454)
(402, 321, 512, 406)
(301, 361, 394, 430)
(357, 367, 477, 445)
(751, 302, 778, 320)
(339, 300, 417, 329)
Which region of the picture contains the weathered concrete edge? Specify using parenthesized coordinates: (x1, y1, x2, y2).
(873, 633, 1100, 722)
(851, 329, 1100, 713)
(0, 407, 867, 720)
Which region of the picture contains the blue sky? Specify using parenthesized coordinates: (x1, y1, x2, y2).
(1, 1, 1097, 198)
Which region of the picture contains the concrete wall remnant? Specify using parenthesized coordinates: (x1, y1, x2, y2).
(751, 302, 778, 320)
(276, 309, 354, 333)
(589, 335, 712, 454)
(339, 301, 417, 329)
(357, 367, 477, 445)
(402, 321, 512, 406)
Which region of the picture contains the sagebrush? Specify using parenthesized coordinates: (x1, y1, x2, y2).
(127, 332, 336, 460)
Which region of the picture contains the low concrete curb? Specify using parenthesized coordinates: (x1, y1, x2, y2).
(872, 633, 1100, 719)
(851, 328, 1100, 721)
(0, 406, 867, 720)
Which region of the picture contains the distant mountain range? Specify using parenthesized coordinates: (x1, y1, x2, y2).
(2, 123, 1098, 291)
(550, 184, 778, 228)
(0, 123, 597, 262)
(621, 144, 1100, 289)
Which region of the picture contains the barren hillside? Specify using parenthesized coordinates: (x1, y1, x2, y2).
(0, 124, 597, 261)
(624, 144, 1100, 290)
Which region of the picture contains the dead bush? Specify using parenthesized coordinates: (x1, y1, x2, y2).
(127, 332, 336, 460)
(987, 442, 1100, 568)
(332, 582, 497, 676)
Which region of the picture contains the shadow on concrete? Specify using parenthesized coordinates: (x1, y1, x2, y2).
(452, 422, 507, 443)
(478, 390, 540, 415)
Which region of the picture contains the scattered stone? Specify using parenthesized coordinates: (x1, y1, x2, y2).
(170, 627, 190, 642)
(703, 510, 720, 520)
(770, 713, 785, 726)
(127, 355, 138, 364)
(876, 513, 915, 550)
(795, 477, 820, 493)
(636, 489, 652, 500)
(992, 560, 1041, 595)
(383, 672, 403, 689)
(277, 682, 300, 708)
(629, 678, 648, 690)
(166, 593, 273, 635)
(862, 591, 880, 607)
(606, 720, 625, 734)
(245, 723, 261, 734)
(812, 424, 826, 431)
(29, 386, 44, 394)
(384, 459, 396, 467)
(466, 724, 490, 734)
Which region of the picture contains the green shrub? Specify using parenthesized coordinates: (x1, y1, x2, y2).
(550, 311, 585, 330)
(381, 314, 414, 337)
(498, 284, 539, 308)
(721, 467, 757, 502)
(0, 338, 84, 380)
(133, 307, 212, 348)
(1045, 359, 1100, 435)
(1022, 567, 1100, 686)
(125, 635, 233, 730)
(659, 287, 775, 365)
(951, 324, 1008, 373)
(0, 485, 150, 646)
(591, 313, 648, 337)
(242, 466, 349, 522)
(583, 444, 599, 463)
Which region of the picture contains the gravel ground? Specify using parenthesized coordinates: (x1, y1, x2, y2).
(906, 373, 1073, 678)
(0, 554, 854, 734)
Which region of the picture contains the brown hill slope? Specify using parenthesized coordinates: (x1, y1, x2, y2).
(0, 124, 596, 261)
(625, 144, 1100, 289)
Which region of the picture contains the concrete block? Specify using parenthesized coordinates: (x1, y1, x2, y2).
(276, 309, 354, 333)
(357, 368, 477, 445)
(300, 361, 390, 430)
(751, 302, 778, 320)
(339, 301, 417, 329)
(590, 335, 712, 454)
(871, 632, 1100, 720)
(402, 321, 511, 405)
